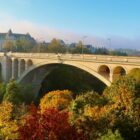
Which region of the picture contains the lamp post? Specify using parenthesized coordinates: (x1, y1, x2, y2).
(82, 36, 87, 57)
(108, 38, 111, 49)
(65, 39, 69, 54)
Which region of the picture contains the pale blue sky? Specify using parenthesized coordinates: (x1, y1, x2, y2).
(0, 0, 140, 49)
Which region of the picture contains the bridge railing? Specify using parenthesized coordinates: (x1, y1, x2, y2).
(3, 52, 140, 64)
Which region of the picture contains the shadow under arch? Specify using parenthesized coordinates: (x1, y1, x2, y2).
(98, 65, 110, 80)
(18, 60, 111, 86)
(113, 66, 126, 81)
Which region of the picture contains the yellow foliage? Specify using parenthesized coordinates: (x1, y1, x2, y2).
(40, 90, 73, 112)
(84, 100, 123, 124)
(84, 105, 109, 121)
(0, 102, 19, 140)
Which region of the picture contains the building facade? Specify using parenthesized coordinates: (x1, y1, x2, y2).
(0, 29, 35, 51)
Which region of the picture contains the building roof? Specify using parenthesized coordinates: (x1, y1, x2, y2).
(0, 29, 35, 41)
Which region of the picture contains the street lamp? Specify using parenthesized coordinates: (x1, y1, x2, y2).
(65, 39, 69, 54)
(82, 36, 87, 56)
(107, 38, 111, 49)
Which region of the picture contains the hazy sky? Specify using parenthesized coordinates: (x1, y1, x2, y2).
(0, 0, 140, 49)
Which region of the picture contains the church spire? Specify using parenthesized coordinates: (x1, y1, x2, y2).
(7, 29, 12, 35)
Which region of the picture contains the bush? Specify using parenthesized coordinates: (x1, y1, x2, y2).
(99, 129, 124, 140)
(3, 79, 23, 105)
(40, 90, 73, 112)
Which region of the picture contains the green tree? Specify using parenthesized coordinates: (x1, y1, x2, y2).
(3, 40, 14, 52)
(32, 42, 47, 53)
(47, 38, 66, 53)
(3, 79, 23, 105)
(71, 41, 91, 54)
(15, 38, 35, 52)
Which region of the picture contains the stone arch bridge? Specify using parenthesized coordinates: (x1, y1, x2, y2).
(0, 52, 140, 93)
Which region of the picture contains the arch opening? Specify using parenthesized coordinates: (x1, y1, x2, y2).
(113, 66, 126, 81)
(27, 59, 33, 68)
(20, 59, 25, 75)
(38, 64, 106, 99)
(98, 65, 110, 80)
(18, 62, 110, 103)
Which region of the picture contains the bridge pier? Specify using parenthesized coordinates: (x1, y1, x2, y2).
(18, 59, 26, 78)
(12, 58, 18, 79)
(109, 71, 113, 82)
(1, 54, 12, 83)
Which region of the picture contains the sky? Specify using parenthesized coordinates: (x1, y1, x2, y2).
(0, 0, 140, 49)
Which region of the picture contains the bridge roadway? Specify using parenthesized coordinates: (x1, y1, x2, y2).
(0, 52, 140, 93)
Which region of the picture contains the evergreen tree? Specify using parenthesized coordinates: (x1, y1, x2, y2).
(3, 79, 23, 105)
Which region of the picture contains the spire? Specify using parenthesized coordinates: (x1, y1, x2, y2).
(26, 32, 30, 37)
(7, 29, 12, 35)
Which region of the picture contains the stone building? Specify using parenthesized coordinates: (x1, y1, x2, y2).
(0, 29, 35, 51)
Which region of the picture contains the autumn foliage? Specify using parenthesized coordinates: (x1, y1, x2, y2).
(0, 101, 19, 139)
(19, 105, 85, 140)
(40, 90, 73, 112)
(0, 75, 139, 140)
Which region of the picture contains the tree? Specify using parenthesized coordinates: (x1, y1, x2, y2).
(0, 101, 19, 139)
(103, 76, 140, 140)
(69, 91, 108, 139)
(32, 42, 47, 53)
(15, 38, 35, 52)
(69, 91, 107, 119)
(40, 90, 73, 112)
(3, 40, 14, 52)
(71, 41, 92, 54)
(94, 47, 109, 55)
(19, 105, 85, 140)
(47, 38, 66, 53)
(3, 79, 23, 105)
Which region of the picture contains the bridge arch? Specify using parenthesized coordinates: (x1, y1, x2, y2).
(26, 59, 33, 69)
(98, 65, 110, 80)
(113, 66, 126, 81)
(18, 60, 111, 87)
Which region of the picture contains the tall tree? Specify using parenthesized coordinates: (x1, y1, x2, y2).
(3, 79, 23, 105)
(3, 40, 14, 52)
(47, 38, 66, 53)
